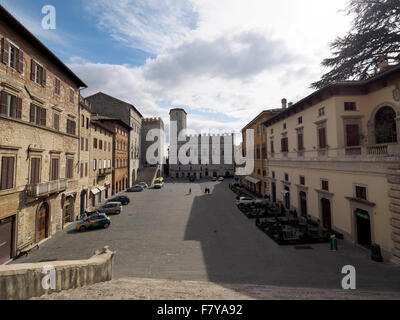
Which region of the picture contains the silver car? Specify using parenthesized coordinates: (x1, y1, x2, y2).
(138, 182, 148, 189)
(97, 202, 122, 215)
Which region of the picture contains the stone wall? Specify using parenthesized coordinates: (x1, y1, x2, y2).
(0, 246, 115, 300)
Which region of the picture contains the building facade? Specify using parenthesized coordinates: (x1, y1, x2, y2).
(0, 6, 86, 263)
(89, 119, 113, 207)
(91, 116, 130, 195)
(241, 109, 281, 196)
(85, 92, 143, 188)
(141, 117, 165, 168)
(78, 96, 91, 216)
(169, 108, 235, 179)
(263, 65, 400, 263)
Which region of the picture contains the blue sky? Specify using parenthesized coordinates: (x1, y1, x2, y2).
(0, 0, 352, 143)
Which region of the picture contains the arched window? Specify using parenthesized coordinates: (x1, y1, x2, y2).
(375, 106, 397, 144)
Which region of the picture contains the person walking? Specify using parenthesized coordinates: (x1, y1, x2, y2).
(189, 188, 192, 194)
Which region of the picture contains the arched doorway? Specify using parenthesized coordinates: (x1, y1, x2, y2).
(63, 196, 74, 225)
(321, 198, 332, 230)
(80, 190, 86, 216)
(375, 106, 397, 144)
(355, 209, 372, 247)
(205, 169, 209, 177)
(37, 203, 49, 242)
(299, 191, 307, 217)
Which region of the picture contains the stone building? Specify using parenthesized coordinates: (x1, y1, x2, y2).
(169, 108, 235, 179)
(89, 118, 113, 207)
(263, 63, 400, 263)
(85, 92, 142, 187)
(141, 117, 164, 168)
(91, 116, 130, 195)
(0, 6, 87, 263)
(77, 96, 91, 216)
(241, 108, 281, 196)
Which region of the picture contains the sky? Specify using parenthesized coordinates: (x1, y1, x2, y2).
(1, 0, 353, 145)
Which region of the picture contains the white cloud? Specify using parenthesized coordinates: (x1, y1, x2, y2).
(85, 0, 197, 54)
(71, 0, 352, 146)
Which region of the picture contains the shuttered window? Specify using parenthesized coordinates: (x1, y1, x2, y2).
(0, 91, 22, 119)
(55, 78, 61, 95)
(81, 138, 84, 151)
(53, 113, 60, 131)
(80, 163, 84, 178)
(270, 140, 274, 154)
(69, 89, 74, 104)
(0, 156, 15, 190)
(85, 163, 88, 177)
(85, 138, 88, 151)
(1, 38, 23, 73)
(30, 158, 40, 184)
(346, 124, 360, 147)
(281, 137, 288, 153)
(66, 158, 74, 179)
(31, 59, 46, 86)
(318, 127, 327, 149)
(30, 104, 46, 126)
(297, 132, 304, 151)
(50, 158, 59, 181)
(66, 119, 76, 135)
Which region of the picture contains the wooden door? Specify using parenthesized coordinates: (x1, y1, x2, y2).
(321, 199, 332, 230)
(0, 218, 13, 264)
(346, 124, 360, 147)
(37, 205, 48, 242)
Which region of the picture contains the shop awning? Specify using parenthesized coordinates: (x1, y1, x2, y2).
(245, 176, 261, 184)
(91, 188, 100, 195)
(98, 186, 106, 192)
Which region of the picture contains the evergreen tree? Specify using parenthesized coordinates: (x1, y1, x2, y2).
(312, 0, 400, 89)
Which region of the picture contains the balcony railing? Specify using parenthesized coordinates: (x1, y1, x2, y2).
(26, 179, 68, 197)
(367, 144, 388, 156)
(98, 168, 112, 176)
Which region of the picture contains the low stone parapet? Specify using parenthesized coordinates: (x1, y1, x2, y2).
(0, 246, 115, 300)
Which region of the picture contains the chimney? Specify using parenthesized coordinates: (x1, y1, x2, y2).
(378, 56, 389, 72)
(281, 98, 287, 109)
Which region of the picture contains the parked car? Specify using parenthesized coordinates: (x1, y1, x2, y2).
(237, 197, 256, 205)
(127, 185, 143, 192)
(189, 176, 195, 182)
(211, 177, 217, 181)
(218, 177, 224, 181)
(154, 177, 164, 183)
(107, 196, 130, 205)
(76, 213, 111, 232)
(154, 180, 165, 189)
(138, 182, 148, 189)
(98, 202, 123, 214)
(237, 197, 266, 205)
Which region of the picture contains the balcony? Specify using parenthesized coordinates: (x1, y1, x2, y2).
(26, 179, 68, 198)
(98, 168, 112, 177)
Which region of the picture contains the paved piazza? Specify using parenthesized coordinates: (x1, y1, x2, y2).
(13, 178, 400, 293)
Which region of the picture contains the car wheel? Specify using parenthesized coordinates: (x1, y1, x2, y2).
(79, 226, 86, 232)
(103, 223, 110, 229)
(116, 210, 120, 214)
